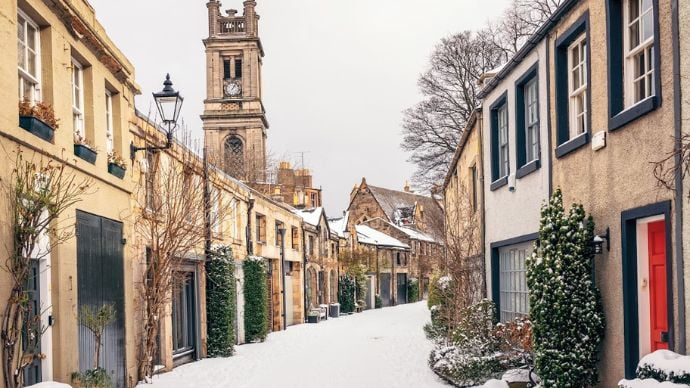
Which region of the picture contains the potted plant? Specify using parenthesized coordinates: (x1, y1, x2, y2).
(107, 151, 127, 179)
(18, 100, 59, 142)
(71, 304, 116, 388)
(74, 134, 98, 164)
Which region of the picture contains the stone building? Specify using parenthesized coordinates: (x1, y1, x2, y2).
(346, 178, 443, 298)
(294, 208, 340, 313)
(202, 0, 268, 182)
(0, 0, 140, 385)
(254, 161, 323, 209)
(442, 111, 485, 300)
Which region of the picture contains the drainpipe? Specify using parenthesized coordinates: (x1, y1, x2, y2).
(246, 198, 255, 256)
(478, 111, 488, 298)
(302, 227, 308, 321)
(203, 148, 212, 259)
(279, 228, 287, 330)
(392, 249, 396, 306)
(671, 0, 686, 352)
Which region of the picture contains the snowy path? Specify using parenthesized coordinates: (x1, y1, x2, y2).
(141, 301, 447, 388)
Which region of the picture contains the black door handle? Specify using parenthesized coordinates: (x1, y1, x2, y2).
(661, 331, 669, 343)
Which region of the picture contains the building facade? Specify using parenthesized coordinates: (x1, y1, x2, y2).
(1, 0, 140, 385)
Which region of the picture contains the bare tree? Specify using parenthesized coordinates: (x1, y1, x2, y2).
(402, 1, 561, 189)
(134, 135, 230, 381)
(429, 184, 483, 330)
(1, 150, 92, 388)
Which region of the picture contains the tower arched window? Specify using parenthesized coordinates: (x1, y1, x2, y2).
(224, 136, 244, 178)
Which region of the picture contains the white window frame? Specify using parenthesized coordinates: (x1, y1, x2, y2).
(499, 243, 531, 322)
(71, 58, 85, 140)
(497, 105, 509, 178)
(17, 10, 41, 104)
(524, 78, 539, 163)
(105, 90, 114, 154)
(568, 34, 588, 138)
(623, 0, 655, 107)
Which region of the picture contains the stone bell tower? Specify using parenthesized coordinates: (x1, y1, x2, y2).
(202, 0, 268, 182)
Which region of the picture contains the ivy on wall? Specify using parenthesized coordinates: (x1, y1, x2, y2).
(206, 245, 237, 357)
(243, 257, 269, 342)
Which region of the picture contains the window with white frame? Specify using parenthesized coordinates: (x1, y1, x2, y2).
(17, 11, 40, 103)
(497, 105, 509, 178)
(524, 79, 539, 162)
(105, 90, 114, 154)
(568, 34, 588, 138)
(624, 0, 655, 106)
(71, 59, 84, 140)
(498, 243, 531, 322)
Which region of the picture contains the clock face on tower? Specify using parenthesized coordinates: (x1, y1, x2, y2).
(224, 80, 242, 97)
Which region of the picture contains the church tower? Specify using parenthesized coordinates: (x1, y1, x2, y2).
(202, 0, 268, 182)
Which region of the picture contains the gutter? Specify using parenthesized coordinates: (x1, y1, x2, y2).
(671, 0, 686, 352)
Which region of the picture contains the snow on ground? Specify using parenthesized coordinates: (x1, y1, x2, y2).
(139, 301, 447, 388)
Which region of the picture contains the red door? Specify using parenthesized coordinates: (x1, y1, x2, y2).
(648, 221, 669, 351)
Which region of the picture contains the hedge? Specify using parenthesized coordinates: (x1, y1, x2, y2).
(339, 276, 356, 313)
(243, 257, 269, 342)
(206, 245, 237, 357)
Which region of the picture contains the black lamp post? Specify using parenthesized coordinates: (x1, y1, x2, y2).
(130, 74, 184, 159)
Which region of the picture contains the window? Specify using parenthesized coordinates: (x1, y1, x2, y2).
(291, 227, 299, 250)
(234, 58, 242, 79)
(17, 11, 40, 103)
(624, 0, 654, 106)
(490, 94, 509, 188)
(145, 151, 158, 211)
(470, 165, 478, 211)
(256, 214, 266, 243)
(105, 90, 114, 154)
(224, 136, 244, 179)
(555, 13, 590, 157)
(223, 59, 231, 80)
(498, 243, 531, 322)
(569, 35, 588, 137)
(515, 64, 540, 177)
(308, 235, 315, 256)
(606, 0, 659, 130)
(71, 59, 85, 140)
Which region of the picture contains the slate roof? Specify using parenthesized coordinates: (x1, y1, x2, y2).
(355, 225, 410, 250)
(367, 184, 443, 228)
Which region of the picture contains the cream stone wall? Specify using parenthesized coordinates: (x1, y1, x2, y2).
(547, 1, 678, 385)
(0, 0, 140, 385)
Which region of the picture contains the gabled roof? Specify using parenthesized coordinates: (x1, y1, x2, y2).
(328, 211, 349, 239)
(355, 225, 410, 250)
(293, 207, 330, 234)
(366, 184, 443, 227)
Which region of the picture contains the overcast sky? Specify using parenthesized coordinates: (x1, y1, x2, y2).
(89, 0, 510, 214)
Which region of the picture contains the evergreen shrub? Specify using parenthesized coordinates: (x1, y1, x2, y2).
(339, 276, 356, 313)
(243, 257, 269, 342)
(407, 278, 419, 303)
(206, 245, 237, 357)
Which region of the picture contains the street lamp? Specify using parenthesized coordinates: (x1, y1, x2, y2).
(592, 227, 610, 254)
(130, 74, 184, 159)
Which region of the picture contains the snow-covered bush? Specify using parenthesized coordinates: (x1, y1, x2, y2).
(243, 257, 268, 342)
(635, 350, 690, 385)
(428, 300, 532, 387)
(618, 378, 689, 387)
(206, 245, 236, 357)
(407, 278, 420, 302)
(526, 189, 605, 387)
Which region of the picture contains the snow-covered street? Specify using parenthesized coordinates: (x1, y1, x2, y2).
(140, 302, 447, 388)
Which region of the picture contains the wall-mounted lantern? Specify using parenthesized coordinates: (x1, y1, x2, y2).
(592, 227, 610, 254)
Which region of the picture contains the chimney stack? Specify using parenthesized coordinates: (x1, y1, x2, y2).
(243, 0, 258, 37)
(206, 0, 221, 37)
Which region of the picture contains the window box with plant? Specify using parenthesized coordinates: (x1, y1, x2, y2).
(74, 134, 98, 164)
(107, 152, 127, 179)
(18, 100, 59, 142)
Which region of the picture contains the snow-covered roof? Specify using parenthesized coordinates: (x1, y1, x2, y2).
(394, 225, 437, 243)
(328, 211, 349, 239)
(366, 184, 443, 228)
(293, 207, 324, 227)
(356, 225, 410, 250)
